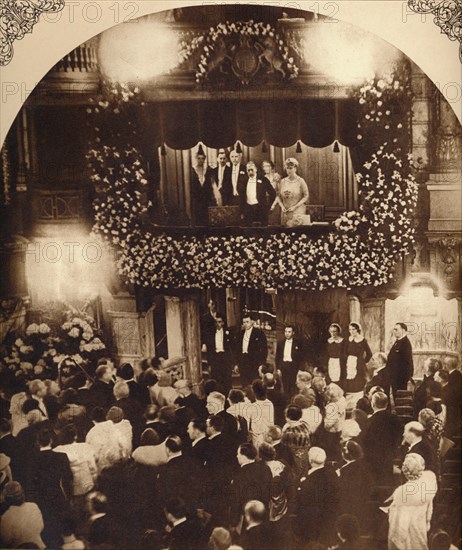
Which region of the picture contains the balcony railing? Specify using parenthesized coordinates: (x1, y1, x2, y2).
(52, 39, 98, 74)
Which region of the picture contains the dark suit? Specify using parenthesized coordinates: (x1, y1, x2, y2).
(157, 455, 202, 510)
(362, 410, 403, 483)
(205, 326, 235, 394)
(413, 375, 441, 418)
(86, 380, 115, 413)
(223, 163, 247, 206)
(406, 438, 436, 472)
(238, 175, 276, 226)
(191, 165, 216, 226)
(338, 459, 372, 526)
(276, 337, 304, 397)
(444, 368, 462, 438)
(386, 336, 414, 394)
(237, 327, 268, 388)
(297, 465, 339, 545)
(240, 522, 271, 550)
(210, 164, 232, 206)
(167, 516, 208, 550)
(266, 387, 288, 428)
(370, 367, 392, 398)
(229, 461, 272, 526)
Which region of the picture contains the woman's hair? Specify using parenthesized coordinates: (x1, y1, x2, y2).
(418, 408, 436, 430)
(341, 440, 364, 461)
(325, 383, 344, 402)
(262, 160, 274, 169)
(2, 481, 25, 506)
(349, 322, 362, 333)
(329, 323, 342, 334)
(285, 405, 302, 421)
(426, 357, 443, 375)
(258, 442, 276, 462)
(140, 428, 161, 446)
(284, 157, 299, 168)
(402, 452, 425, 480)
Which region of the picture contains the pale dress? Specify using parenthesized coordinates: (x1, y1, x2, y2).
(278, 176, 309, 226)
(388, 470, 438, 550)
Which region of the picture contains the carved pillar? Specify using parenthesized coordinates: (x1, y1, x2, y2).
(164, 296, 184, 358)
(107, 309, 143, 368)
(180, 297, 202, 389)
(226, 288, 240, 328)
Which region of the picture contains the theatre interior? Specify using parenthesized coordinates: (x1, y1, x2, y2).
(0, 3, 461, 549)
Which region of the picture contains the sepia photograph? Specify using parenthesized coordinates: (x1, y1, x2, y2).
(0, 1, 461, 549)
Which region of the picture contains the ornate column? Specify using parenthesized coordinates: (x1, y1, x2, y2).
(361, 298, 386, 353)
(179, 297, 202, 390)
(348, 295, 361, 324)
(164, 296, 184, 358)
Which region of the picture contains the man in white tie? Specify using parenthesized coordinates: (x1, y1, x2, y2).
(236, 314, 268, 389)
(222, 149, 246, 206)
(210, 149, 231, 207)
(275, 325, 304, 397)
(205, 313, 234, 395)
(238, 161, 276, 226)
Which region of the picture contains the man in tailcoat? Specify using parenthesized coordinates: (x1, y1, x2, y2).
(238, 161, 276, 226)
(205, 313, 235, 395)
(275, 324, 304, 397)
(386, 322, 414, 396)
(210, 149, 232, 206)
(236, 314, 268, 389)
(221, 149, 247, 206)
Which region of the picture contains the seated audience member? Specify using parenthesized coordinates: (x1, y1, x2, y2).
(418, 407, 443, 474)
(362, 391, 402, 483)
(413, 357, 443, 419)
(355, 383, 385, 416)
(263, 373, 287, 427)
(402, 420, 436, 473)
(0, 481, 45, 549)
(264, 425, 296, 471)
(281, 405, 310, 477)
(239, 500, 270, 550)
(174, 379, 206, 418)
(132, 428, 168, 467)
(209, 527, 232, 550)
(248, 379, 274, 447)
(87, 491, 112, 547)
(369, 352, 391, 397)
(296, 447, 339, 546)
(295, 370, 313, 394)
(118, 362, 150, 406)
(85, 407, 125, 472)
(229, 443, 272, 529)
(293, 391, 322, 437)
(163, 497, 208, 550)
(150, 370, 178, 408)
(329, 513, 361, 550)
(337, 441, 372, 525)
(388, 453, 438, 550)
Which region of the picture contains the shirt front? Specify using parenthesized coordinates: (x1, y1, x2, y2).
(246, 177, 258, 205)
(283, 339, 293, 361)
(242, 328, 253, 353)
(215, 328, 225, 352)
(218, 165, 225, 188)
(232, 166, 239, 196)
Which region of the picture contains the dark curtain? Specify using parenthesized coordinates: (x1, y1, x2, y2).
(148, 99, 359, 150)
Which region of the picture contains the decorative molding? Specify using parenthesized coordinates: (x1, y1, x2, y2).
(437, 234, 461, 279)
(0, 0, 65, 66)
(407, 0, 462, 62)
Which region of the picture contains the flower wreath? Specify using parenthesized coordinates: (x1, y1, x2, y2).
(88, 63, 417, 290)
(178, 20, 299, 83)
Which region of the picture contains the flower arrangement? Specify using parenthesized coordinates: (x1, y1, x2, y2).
(0, 304, 107, 384)
(178, 20, 299, 83)
(88, 62, 417, 290)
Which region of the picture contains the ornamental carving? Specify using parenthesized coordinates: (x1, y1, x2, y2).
(437, 235, 461, 279)
(407, 0, 462, 61)
(0, 0, 65, 66)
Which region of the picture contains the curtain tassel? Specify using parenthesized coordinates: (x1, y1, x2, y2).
(296, 140, 302, 153)
(160, 143, 167, 156)
(236, 141, 242, 154)
(261, 140, 268, 154)
(333, 140, 340, 153)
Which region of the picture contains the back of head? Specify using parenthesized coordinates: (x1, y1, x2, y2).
(296, 370, 312, 384)
(2, 481, 25, 506)
(285, 405, 302, 421)
(106, 406, 124, 424)
(164, 497, 187, 519)
(95, 365, 110, 381)
(91, 406, 106, 423)
(239, 442, 258, 461)
(157, 370, 172, 387)
(293, 394, 310, 410)
(208, 414, 224, 433)
(144, 403, 158, 421)
(258, 442, 276, 462)
(371, 391, 388, 410)
(325, 382, 344, 402)
(118, 363, 134, 380)
(265, 425, 282, 443)
(244, 500, 266, 523)
(209, 527, 232, 550)
(308, 446, 326, 467)
(140, 428, 161, 446)
(342, 440, 364, 461)
(37, 426, 54, 448)
(430, 529, 452, 550)
(158, 405, 176, 424)
(113, 380, 129, 400)
(228, 389, 245, 404)
(252, 379, 267, 400)
(165, 435, 182, 454)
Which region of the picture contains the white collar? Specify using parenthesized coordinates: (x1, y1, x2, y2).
(308, 464, 324, 475)
(90, 513, 106, 522)
(349, 335, 364, 342)
(167, 452, 182, 462)
(208, 432, 220, 440)
(328, 336, 344, 343)
(172, 517, 187, 527)
(375, 366, 386, 374)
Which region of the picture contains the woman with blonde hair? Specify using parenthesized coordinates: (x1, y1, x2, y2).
(387, 453, 437, 550)
(321, 382, 347, 462)
(270, 157, 309, 227)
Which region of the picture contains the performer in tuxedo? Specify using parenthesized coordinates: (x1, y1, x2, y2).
(236, 314, 268, 389)
(205, 313, 235, 395)
(275, 325, 304, 397)
(190, 149, 215, 226)
(238, 161, 276, 226)
(210, 149, 231, 206)
(222, 149, 246, 206)
(443, 355, 462, 437)
(386, 322, 414, 396)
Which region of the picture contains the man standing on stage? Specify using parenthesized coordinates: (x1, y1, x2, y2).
(386, 322, 414, 396)
(275, 324, 304, 397)
(236, 314, 268, 389)
(205, 313, 234, 395)
(238, 161, 276, 226)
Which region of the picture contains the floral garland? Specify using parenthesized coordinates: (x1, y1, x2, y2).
(178, 20, 299, 83)
(88, 64, 417, 290)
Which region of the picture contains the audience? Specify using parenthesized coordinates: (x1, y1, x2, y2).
(0, 350, 460, 550)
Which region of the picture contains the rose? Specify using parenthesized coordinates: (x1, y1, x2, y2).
(68, 328, 80, 338)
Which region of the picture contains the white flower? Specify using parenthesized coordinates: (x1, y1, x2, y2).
(26, 324, 39, 336)
(68, 327, 80, 338)
(39, 323, 51, 334)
